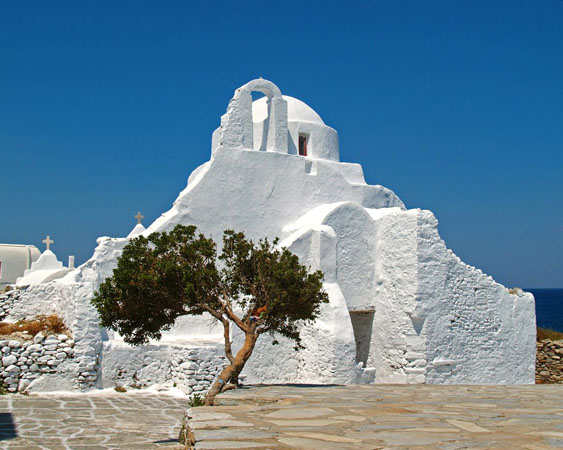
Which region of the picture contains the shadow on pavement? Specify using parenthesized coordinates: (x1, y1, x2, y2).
(0, 412, 17, 441)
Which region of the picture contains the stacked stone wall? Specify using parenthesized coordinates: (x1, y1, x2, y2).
(0, 289, 19, 321)
(102, 342, 226, 395)
(169, 348, 226, 395)
(0, 333, 75, 392)
(536, 339, 563, 384)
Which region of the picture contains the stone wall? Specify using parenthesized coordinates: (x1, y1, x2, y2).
(536, 339, 563, 384)
(0, 333, 75, 392)
(101, 340, 226, 394)
(0, 289, 18, 321)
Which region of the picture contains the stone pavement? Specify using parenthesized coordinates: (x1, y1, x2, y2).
(186, 384, 563, 449)
(0, 391, 187, 449)
(1, 385, 562, 449)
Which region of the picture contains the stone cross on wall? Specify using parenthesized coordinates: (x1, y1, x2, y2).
(135, 211, 144, 224)
(42, 235, 53, 251)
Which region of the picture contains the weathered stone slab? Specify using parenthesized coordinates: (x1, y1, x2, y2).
(190, 419, 254, 429)
(264, 418, 344, 427)
(195, 428, 277, 441)
(283, 431, 361, 443)
(446, 419, 490, 433)
(264, 407, 336, 419)
(194, 442, 271, 449)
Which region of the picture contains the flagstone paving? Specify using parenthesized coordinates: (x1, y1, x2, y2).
(0, 385, 562, 449)
(0, 391, 187, 449)
(186, 384, 563, 449)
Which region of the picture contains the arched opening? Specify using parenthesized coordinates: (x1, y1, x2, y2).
(219, 79, 287, 153)
(251, 92, 270, 152)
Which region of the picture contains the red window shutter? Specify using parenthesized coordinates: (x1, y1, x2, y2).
(299, 135, 307, 156)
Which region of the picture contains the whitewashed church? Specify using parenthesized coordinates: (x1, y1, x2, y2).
(1, 79, 536, 393)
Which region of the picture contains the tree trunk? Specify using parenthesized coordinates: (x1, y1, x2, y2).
(204, 332, 257, 406)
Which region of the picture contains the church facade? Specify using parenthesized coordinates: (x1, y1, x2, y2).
(2, 79, 536, 392)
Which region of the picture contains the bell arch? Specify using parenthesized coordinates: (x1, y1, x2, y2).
(219, 79, 288, 153)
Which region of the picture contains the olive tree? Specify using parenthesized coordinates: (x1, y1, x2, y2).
(92, 225, 328, 405)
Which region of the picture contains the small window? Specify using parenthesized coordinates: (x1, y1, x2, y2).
(298, 134, 308, 156)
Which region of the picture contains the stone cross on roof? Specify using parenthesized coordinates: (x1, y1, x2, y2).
(42, 235, 53, 251)
(135, 211, 144, 224)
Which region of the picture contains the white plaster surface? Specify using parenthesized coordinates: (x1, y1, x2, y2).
(15, 250, 71, 286)
(0, 244, 40, 289)
(127, 223, 146, 238)
(2, 78, 536, 392)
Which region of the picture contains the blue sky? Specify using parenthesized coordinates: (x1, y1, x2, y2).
(1, 1, 561, 287)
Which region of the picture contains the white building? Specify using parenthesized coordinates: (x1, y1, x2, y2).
(0, 244, 40, 290)
(1, 79, 536, 392)
(15, 248, 72, 287)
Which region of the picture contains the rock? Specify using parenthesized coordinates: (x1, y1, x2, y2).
(2, 354, 17, 366)
(26, 344, 42, 353)
(58, 334, 68, 342)
(180, 385, 193, 395)
(180, 361, 198, 370)
(8, 340, 21, 348)
(55, 352, 67, 360)
(34, 332, 45, 344)
(5, 364, 21, 374)
(43, 344, 58, 351)
(29, 364, 39, 372)
(18, 379, 30, 391)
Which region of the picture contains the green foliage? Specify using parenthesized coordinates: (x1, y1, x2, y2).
(92, 225, 219, 345)
(220, 230, 327, 349)
(0, 382, 7, 395)
(92, 225, 328, 349)
(188, 393, 205, 407)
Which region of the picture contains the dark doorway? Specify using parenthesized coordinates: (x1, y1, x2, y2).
(350, 311, 375, 366)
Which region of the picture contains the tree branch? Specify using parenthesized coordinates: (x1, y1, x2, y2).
(196, 302, 224, 322)
(222, 319, 235, 364)
(224, 304, 250, 333)
(218, 291, 250, 333)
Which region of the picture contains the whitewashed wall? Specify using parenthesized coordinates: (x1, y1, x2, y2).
(1, 79, 536, 391)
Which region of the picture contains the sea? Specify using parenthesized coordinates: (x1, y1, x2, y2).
(527, 288, 563, 332)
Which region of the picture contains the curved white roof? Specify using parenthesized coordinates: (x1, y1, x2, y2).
(252, 95, 325, 125)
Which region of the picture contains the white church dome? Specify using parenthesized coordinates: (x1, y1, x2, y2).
(252, 95, 325, 125)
